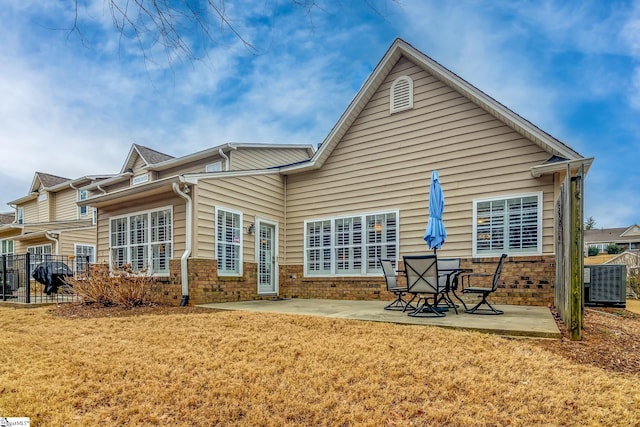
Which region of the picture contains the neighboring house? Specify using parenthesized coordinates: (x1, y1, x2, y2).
(1, 172, 112, 272)
(585, 224, 640, 253)
(81, 39, 593, 307)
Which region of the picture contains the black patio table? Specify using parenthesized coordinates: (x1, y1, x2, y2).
(434, 267, 472, 314)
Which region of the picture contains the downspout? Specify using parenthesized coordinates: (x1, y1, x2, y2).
(173, 181, 192, 306)
(96, 184, 107, 195)
(44, 232, 60, 255)
(218, 148, 230, 171)
(283, 174, 287, 266)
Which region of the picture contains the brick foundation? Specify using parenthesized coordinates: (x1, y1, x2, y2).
(146, 255, 556, 307)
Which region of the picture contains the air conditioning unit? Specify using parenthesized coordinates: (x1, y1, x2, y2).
(584, 265, 627, 307)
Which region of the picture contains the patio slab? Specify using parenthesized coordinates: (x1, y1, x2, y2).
(198, 299, 561, 339)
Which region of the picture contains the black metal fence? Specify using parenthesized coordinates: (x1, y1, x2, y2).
(1, 254, 88, 304)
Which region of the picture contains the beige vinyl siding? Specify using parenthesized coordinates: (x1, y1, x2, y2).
(22, 199, 39, 224)
(53, 188, 80, 221)
(132, 156, 147, 174)
(95, 193, 186, 264)
(230, 148, 311, 170)
(156, 155, 226, 179)
(58, 227, 97, 257)
(37, 192, 50, 222)
(193, 173, 285, 263)
(102, 179, 132, 194)
(285, 57, 554, 264)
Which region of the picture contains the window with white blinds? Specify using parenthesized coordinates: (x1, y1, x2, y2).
(215, 207, 242, 276)
(74, 244, 95, 273)
(109, 207, 172, 274)
(390, 76, 414, 113)
(305, 211, 398, 276)
(474, 193, 541, 256)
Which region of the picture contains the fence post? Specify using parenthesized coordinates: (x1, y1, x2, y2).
(2, 255, 6, 301)
(569, 168, 584, 341)
(25, 252, 30, 304)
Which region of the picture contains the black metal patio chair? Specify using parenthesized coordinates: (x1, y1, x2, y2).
(458, 254, 508, 315)
(403, 254, 445, 317)
(379, 258, 416, 311)
(435, 257, 463, 314)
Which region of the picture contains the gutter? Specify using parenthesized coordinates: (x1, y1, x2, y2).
(44, 231, 60, 255)
(173, 180, 192, 306)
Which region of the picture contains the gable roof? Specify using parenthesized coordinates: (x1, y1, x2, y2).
(30, 172, 70, 192)
(584, 226, 640, 244)
(621, 224, 640, 237)
(282, 38, 585, 174)
(0, 212, 14, 225)
(121, 144, 175, 173)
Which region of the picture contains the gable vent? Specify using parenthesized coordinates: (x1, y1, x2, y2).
(390, 76, 414, 113)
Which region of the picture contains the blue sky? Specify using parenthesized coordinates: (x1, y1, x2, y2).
(0, 0, 638, 228)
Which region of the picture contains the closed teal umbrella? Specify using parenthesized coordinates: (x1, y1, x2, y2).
(424, 170, 446, 252)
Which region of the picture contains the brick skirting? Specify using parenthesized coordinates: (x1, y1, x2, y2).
(148, 255, 556, 306)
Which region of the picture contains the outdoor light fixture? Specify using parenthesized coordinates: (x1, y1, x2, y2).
(247, 223, 255, 234)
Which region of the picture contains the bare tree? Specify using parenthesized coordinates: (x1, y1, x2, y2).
(69, 1, 397, 66)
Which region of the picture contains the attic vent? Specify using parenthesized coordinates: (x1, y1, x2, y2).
(390, 76, 413, 113)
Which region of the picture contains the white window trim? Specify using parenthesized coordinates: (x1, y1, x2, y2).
(215, 206, 243, 277)
(27, 244, 53, 274)
(205, 161, 223, 173)
(472, 192, 543, 258)
(132, 173, 150, 185)
(304, 210, 400, 277)
(108, 206, 173, 276)
(16, 207, 24, 224)
(78, 189, 88, 217)
(390, 75, 414, 113)
(74, 243, 96, 273)
(0, 239, 14, 255)
(255, 217, 279, 295)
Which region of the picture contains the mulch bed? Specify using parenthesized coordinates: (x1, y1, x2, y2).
(532, 307, 640, 376)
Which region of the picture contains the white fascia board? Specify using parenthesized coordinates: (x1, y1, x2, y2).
(80, 176, 180, 206)
(182, 169, 282, 184)
(530, 157, 594, 178)
(147, 143, 316, 172)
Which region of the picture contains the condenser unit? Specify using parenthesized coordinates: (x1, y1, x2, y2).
(584, 265, 627, 307)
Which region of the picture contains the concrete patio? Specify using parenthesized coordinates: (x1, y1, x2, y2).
(198, 299, 561, 339)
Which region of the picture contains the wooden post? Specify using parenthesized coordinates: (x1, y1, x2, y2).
(569, 166, 584, 340)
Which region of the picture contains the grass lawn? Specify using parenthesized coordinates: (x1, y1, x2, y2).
(1, 306, 639, 426)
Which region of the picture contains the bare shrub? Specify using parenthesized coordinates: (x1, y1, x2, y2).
(64, 263, 155, 307)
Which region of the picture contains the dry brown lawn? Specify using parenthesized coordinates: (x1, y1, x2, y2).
(0, 305, 639, 426)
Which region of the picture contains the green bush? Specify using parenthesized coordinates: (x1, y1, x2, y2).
(588, 246, 600, 256)
(64, 263, 155, 307)
(606, 244, 623, 254)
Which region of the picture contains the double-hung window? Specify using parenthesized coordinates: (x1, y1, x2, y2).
(74, 244, 95, 273)
(473, 193, 542, 256)
(109, 207, 172, 274)
(216, 207, 242, 276)
(27, 244, 52, 275)
(305, 211, 398, 276)
(0, 240, 13, 256)
(78, 190, 88, 216)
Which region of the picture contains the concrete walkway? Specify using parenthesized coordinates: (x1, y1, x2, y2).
(198, 299, 561, 339)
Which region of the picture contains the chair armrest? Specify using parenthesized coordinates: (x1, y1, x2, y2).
(459, 272, 493, 290)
